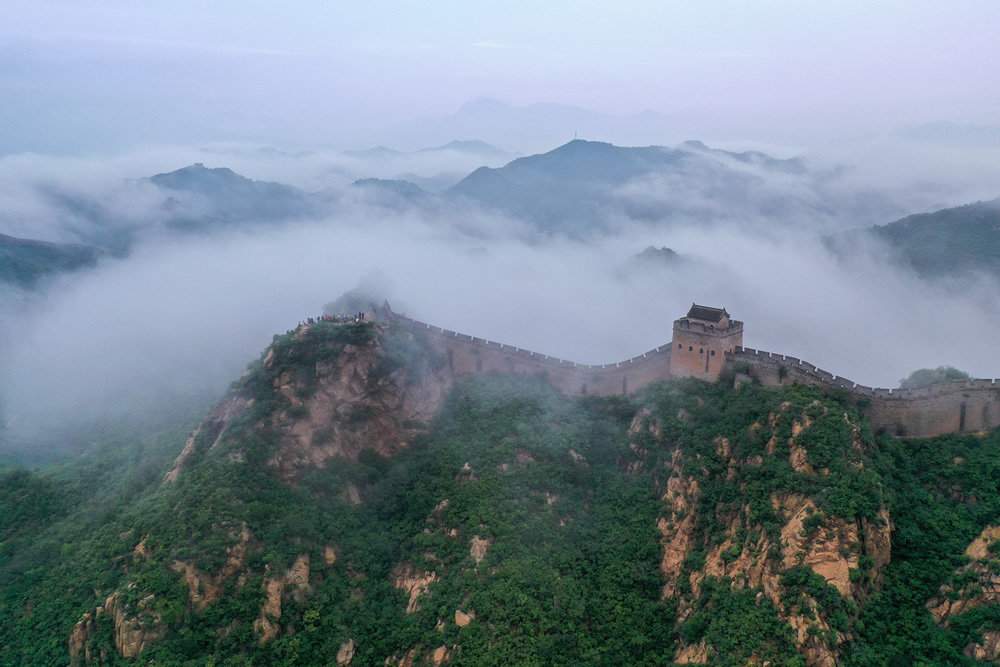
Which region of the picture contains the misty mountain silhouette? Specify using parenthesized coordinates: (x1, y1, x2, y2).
(445, 139, 817, 233)
(149, 163, 323, 228)
(0, 233, 104, 289)
(829, 197, 1000, 279)
(350, 178, 431, 209)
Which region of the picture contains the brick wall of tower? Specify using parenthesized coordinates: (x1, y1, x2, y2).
(671, 319, 744, 381)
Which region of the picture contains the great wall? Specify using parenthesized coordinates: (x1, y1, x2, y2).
(377, 302, 1000, 439)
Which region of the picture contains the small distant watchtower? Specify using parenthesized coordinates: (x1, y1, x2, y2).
(671, 304, 744, 381)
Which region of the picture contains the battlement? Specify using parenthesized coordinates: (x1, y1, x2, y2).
(377, 302, 998, 439)
(730, 347, 1000, 398)
(729, 346, 1000, 438)
(391, 312, 673, 397)
(673, 318, 744, 334)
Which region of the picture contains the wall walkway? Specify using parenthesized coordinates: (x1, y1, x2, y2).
(385, 305, 1000, 438)
(731, 347, 1000, 438)
(393, 314, 672, 397)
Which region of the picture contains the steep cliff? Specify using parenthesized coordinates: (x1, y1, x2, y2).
(632, 384, 891, 666)
(14, 321, 998, 666)
(166, 319, 449, 484)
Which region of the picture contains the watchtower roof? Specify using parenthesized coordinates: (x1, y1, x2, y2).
(686, 304, 729, 322)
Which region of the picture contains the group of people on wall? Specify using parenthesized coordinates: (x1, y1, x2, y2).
(296, 312, 368, 328)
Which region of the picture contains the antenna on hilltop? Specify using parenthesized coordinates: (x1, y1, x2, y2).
(574, 131, 578, 140)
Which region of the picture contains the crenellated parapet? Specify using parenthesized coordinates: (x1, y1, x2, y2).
(377, 301, 999, 439)
(392, 313, 673, 397)
(729, 347, 1000, 438)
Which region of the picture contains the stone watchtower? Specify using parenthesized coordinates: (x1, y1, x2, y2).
(670, 304, 743, 381)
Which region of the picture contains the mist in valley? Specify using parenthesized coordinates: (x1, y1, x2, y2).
(3, 1, 1000, 459)
(1, 135, 999, 456)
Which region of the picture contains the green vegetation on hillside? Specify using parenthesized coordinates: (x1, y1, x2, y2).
(828, 198, 1000, 281)
(847, 429, 1000, 664)
(1, 324, 998, 665)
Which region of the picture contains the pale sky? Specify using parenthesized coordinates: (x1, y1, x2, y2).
(2, 0, 999, 153)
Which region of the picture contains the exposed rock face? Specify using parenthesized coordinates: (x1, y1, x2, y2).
(778, 496, 859, 596)
(385, 645, 452, 666)
(164, 394, 248, 483)
(164, 323, 449, 485)
(469, 536, 491, 564)
(967, 631, 1000, 662)
(337, 638, 356, 665)
(659, 449, 700, 599)
(432, 645, 452, 665)
(268, 327, 449, 479)
(324, 544, 338, 565)
(674, 638, 709, 664)
(394, 562, 438, 613)
(965, 525, 1000, 562)
(253, 553, 312, 643)
(68, 612, 96, 666)
(928, 524, 1000, 659)
(254, 577, 285, 643)
(454, 609, 474, 626)
(103, 591, 167, 658)
(660, 403, 891, 667)
(170, 523, 252, 610)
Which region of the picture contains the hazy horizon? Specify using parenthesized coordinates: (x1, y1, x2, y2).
(2, 1, 1000, 442)
(3, 1, 1000, 155)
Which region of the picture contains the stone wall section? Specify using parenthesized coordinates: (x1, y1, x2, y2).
(731, 347, 1000, 439)
(387, 306, 999, 439)
(393, 315, 672, 397)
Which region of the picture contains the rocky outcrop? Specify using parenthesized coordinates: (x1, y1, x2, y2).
(662, 404, 891, 667)
(103, 590, 167, 658)
(967, 631, 1000, 663)
(268, 327, 449, 480)
(674, 638, 709, 664)
(253, 553, 312, 643)
(324, 544, 338, 565)
(254, 577, 285, 643)
(337, 639, 356, 665)
(385, 645, 452, 666)
(163, 323, 449, 485)
(164, 394, 249, 483)
(469, 536, 491, 565)
(928, 524, 1000, 662)
(393, 562, 438, 614)
(170, 523, 252, 610)
(69, 611, 98, 666)
(659, 450, 700, 599)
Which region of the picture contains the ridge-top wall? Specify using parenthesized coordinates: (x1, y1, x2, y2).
(731, 347, 1000, 438)
(381, 305, 1000, 438)
(393, 314, 672, 397)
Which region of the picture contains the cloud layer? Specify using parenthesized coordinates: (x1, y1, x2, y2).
(1, 141, 999, 447)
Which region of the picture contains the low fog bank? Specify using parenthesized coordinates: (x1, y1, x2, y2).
(0, 144, 518, 246)
(2, 140, 1000, 452)
(2, 203, 999, 450)
(3, 136, 999, 252)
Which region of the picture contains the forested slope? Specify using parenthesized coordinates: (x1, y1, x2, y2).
(1, 321, 999, 665)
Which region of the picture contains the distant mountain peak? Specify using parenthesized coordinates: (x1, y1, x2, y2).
(149, 163, 244, 188)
